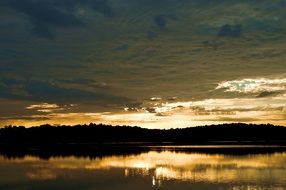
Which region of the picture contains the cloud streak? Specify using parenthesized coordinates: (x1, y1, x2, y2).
(26, 103, 66, 113)
(216, 78, 286, 94)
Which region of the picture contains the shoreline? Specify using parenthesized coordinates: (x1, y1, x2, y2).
(1, 143, 286, 159)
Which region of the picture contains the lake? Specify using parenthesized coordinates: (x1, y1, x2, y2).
(0, 146, 285, 190)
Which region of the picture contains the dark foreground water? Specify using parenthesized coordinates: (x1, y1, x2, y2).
(0, 146, 285, 190)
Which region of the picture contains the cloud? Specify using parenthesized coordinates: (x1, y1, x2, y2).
(218, 24, 242, 38)
(0, 81, 8, 92)
(31, 21, 55, 39)
(153, 14, 177, 29)
(120, 93, 286, 128)
(256, 91, 281, 98)
(89, 0, 115, 17)
(1, 94, 286, 128)
(9, 0, 85, 39)
(58, 78, 109, 89)
(0, 116, 50, 122)
(24, 80, 127, 103)
(153, 97, 285, 116)
(216, 78, 286, 94)
(150, 97, 162, 101)
(0, 78, 130, 106)
(5, 0, 115, 39)
(26, 103, 63, 113)
(26, 103, 59, 109)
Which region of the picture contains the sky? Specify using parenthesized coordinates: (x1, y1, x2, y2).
(0, 0, 285, 128)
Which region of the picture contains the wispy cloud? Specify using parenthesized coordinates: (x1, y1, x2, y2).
(216, 78, 286, 94)
(26, 103, 60, 110)
(26, 103, 63, 113)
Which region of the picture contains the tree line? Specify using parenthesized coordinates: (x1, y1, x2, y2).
(0, 123, 285, 144)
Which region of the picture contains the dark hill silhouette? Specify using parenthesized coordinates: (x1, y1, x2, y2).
(0, 123, 285, 145)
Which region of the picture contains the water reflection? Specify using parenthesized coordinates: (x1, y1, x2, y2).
(0, 150, 285, 190)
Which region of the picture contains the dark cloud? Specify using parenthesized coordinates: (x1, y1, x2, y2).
(154, 15, 168, 29)
(155, 112, 171, 117)
(153, 14, 177, 29)
(58, 78, 95, 85)
(58, 78, 109, 89)
(133, 0, 169, 7)
(245, 19, 285, 33)
(218, 24, 242, 38)
(147, 31, 158, 40)
(115, 44, 129, 51)
(0, 116, 50, 122)
(256, 91, 281, 98)
(32, 21, 55, 39)
(8, 0, 84, 39)
(1, 77, 21, 86)
(0, 78, 24, 99)
(89, 0, 115, 17)
(5, 0, 115, 39)
(145, 107, 157, 113)
(0, 81, 7, 92)
(278, 0, 286, 6)
(24, 80, 128, 104)
(10, 0, 84, 27)
(0, 77, 129, 105)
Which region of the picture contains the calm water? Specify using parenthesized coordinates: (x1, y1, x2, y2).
(0, 148, 285, 190)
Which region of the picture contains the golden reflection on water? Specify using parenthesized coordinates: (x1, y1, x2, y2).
(0, 151, 286, 189)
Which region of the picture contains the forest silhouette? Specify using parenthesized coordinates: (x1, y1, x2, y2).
(1, 123, 285, 144)
(1, 123, 286, 158)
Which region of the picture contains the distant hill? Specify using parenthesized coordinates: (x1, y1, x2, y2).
(0, 123, 285, 145)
